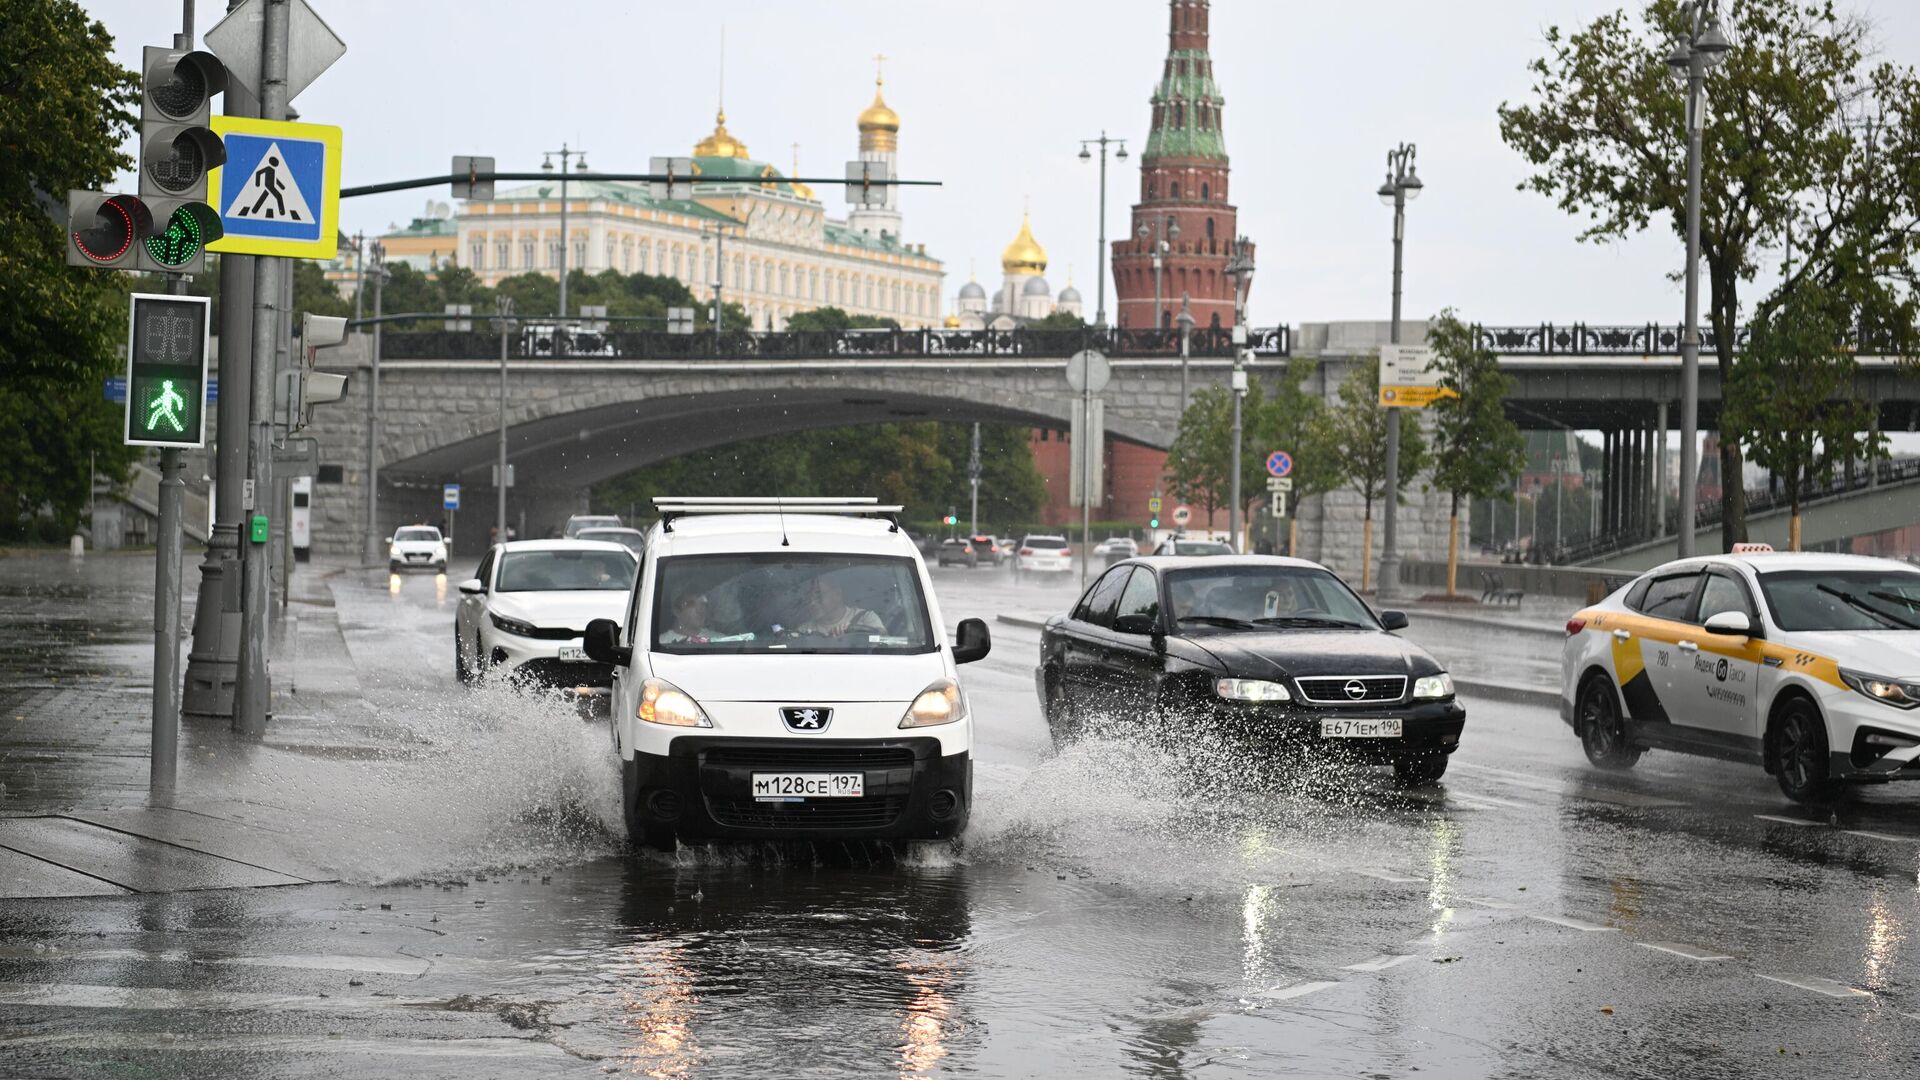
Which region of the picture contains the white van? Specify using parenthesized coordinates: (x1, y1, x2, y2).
(583, 498, 992, 851)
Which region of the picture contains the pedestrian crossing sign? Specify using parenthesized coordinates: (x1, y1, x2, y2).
(206, 115, 342, 259)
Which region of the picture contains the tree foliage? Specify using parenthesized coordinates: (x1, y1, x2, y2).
(1722, 281, 1882, 534)
(1426, 314, 1527, 516)
(784, 306, 899, 332)
(1, 0, 139, 383)
(1497, 0, 1920, 547)
(591, 422, 1046, 528)
(1318, 354, 1428, 521)
(1163, 362, 1333, 523)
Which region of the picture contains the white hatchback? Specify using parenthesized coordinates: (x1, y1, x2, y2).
(1015, 534, 1074, 579)
(1562, 550, 1920, 802)
(454, 540, 637, 689)
(580, 498, 992, 851)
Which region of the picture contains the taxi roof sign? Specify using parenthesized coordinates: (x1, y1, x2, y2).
(1731, 543, 1776, 554)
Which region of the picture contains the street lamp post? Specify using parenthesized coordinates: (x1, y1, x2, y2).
(1175, 293, 1195, 412)
(542, 144, 588, 324)
(1078, 134, 1128, 329)
(1669, 2, 1730, 558)
(1376, 142, 1424, 598)
(1137, 216, 1179, 330)
(1224, 239, 1256, 553)
(360, 242, 388, 566)
(492, 296, 515, 545)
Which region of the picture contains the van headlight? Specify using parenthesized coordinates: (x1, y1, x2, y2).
(1840, 669, 1920, 709)
(1216, 678, 1291, 703)
(639, 677, 711, 727)
(1413, 673, 1455, 700)
(901, 679, 968, 728)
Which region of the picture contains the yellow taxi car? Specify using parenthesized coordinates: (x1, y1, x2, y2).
(1562, 548, 1920, 802)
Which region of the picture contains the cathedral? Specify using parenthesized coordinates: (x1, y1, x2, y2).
(948, 213, 1083, 330)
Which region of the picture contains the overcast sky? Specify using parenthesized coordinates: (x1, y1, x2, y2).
(82, 0, 1920, 327)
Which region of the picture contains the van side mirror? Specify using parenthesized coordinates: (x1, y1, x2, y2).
(1379, 610, 1410, 631)
(1703, 610, 1754, 637)
(583, 618, 631, 666)
(457, 577, 485, 596)
(953, 617, 991, 664)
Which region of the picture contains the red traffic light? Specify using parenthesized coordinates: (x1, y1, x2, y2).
(67, 192, 154, 268)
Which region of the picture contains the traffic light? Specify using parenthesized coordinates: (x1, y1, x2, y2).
(289, 313, 351, 431)
(136, 46, 226, 273)
(125, 293, 211, 447)
(1150, 516, 1160, 529)
(944, 515, 957, 526)
(66, 192, 153, 268)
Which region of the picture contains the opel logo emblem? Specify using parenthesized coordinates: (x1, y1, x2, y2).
(1344, 679, 1368, 700)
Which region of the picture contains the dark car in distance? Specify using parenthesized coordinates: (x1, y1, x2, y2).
(1036, 556, 1466, 783)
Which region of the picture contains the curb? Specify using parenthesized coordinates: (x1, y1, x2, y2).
(995, 615, 1560, 708)
(1401, 606, 1568, 640)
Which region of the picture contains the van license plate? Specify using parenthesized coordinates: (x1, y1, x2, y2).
(752, 773, 865, 801)
(558, 646, 589, 662)
(1321, 717, 1403, 738)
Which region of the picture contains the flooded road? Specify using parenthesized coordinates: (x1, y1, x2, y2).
(4, 554, 1920, 1076)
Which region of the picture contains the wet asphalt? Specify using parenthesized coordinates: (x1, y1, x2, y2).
(3, 555, 1920, 1078)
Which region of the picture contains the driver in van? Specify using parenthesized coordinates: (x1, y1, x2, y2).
(658, 590, 714, 644)
(794, 572, 886, 638)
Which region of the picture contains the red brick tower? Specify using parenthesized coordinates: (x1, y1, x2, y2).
(1112, 0, 1250, 330)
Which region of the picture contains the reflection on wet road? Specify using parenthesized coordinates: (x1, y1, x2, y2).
(3, 555, 1920, 1076)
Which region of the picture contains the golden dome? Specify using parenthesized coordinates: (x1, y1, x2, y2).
(694, 108, 749, 159)
(943, 312, 961, 328)
(1001, 212, 1048, 276)
(857, 77, 899, 152)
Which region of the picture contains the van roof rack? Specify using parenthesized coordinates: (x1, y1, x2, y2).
(652, 496, 903, 533)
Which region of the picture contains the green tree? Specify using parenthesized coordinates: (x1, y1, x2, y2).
(1, 0, 139, 382)
(785, 306, 900, 331)
(1425, 313, 1526, 598)
(1320, 355, 1429, 590)
(1163, 384, 1235, 524)
(1497, 0, 1920, 550)
(1028, 310, 1088, 330)
(1723, 281, 1882, 549)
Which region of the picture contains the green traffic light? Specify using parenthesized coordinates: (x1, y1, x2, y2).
(144, 206, 204, 268)
(140, 379, 189, 433)
(1150, 517, 1160, 528)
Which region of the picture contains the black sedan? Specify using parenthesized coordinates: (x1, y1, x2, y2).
(1035, 556, 1466, 784)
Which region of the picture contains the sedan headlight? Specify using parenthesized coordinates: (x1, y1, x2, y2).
(1216, 678, 1291, 703)
(1412, 673, 1455, 700)
(639, 677, 712, 727)
(489, 612, 539, 637)
(901, 679, 969, 728)
(1840, 669, 1920, 709)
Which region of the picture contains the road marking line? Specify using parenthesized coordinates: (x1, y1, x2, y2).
(1450, 763, 1683, 806)
(1447, 789, 1527, 810)
(1461, 896, 1518, 910)
(1755, 814, 1821, 827)
(1256, 980, 1340, 1002)
(1638, 941, 1733, 961)
(0, 982, 449, 1012)
(0, 1032, 564, 1058)
(1843, 830, 1920, 845)
(1350, 868, 1425, 884)
(1527, 914, 1618, 932)
(1342, 954, 1417, 973)
(1756, 974, 1871, 999)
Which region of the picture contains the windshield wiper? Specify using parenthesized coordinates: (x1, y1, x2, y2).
(1816, 584, 1920, 629)
(1868, 589, 1920, 614)
(1251, 616, 1362, 629)
(1175, 614, 1255, 629)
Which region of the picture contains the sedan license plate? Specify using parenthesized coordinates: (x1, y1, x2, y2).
(1321, 717, 1403, 739)
(557, 646, 589, 662)
(752, 772, 865, 802)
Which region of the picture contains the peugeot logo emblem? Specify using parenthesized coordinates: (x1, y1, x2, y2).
(1344, 679, 1368, 700)
(781, 706, 832, 733)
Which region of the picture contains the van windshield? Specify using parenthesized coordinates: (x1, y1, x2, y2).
(652, 553, 934, 655)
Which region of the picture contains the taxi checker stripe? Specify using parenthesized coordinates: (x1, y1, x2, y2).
(1574, 609, 1848, 690)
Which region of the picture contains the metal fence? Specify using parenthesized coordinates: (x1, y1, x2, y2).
(377, 324, 1294, 362)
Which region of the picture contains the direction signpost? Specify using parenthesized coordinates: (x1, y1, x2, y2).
(1066, 350, 1110, 591)
(443, 483, 460, 549)
(1378, 344, 1448, 408)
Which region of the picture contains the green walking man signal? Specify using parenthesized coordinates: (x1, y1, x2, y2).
(124, 293, 211, 448)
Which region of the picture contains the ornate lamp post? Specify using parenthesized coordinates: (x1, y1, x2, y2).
(1376, 142, 1423, 598)
(541, 144, 588, 322)
(1078, 133, 1128, 329)
(1224, 239, 1256, 552)
(1175, 293, 1195, 411)
(1669, 2, 1730, 557)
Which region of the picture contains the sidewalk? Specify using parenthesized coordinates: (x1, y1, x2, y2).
(0, 553, 407, 898)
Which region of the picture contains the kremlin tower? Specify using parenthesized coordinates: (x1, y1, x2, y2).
(1111, 0, 1250, 330)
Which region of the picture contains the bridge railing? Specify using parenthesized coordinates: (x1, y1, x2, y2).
(1470, 323, 1755, 356)
(377, 325, 1294, 362)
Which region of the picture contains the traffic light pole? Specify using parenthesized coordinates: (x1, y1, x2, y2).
(183, 0, 257, 723)
(234, 0, 290, 736)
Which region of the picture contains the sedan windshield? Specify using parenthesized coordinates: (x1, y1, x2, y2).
(394, 528, 439, 543)
(653, 553, 934, 655)
(1758, 569, 1920, 631)
(1166, 566, 1379, 630)
(495, 549, 635, 592)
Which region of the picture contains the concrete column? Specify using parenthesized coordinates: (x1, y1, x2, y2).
(1656, 401, 1669, 535)
(1643, 418, 1657, 540)
(1603, 429, 1617, 536)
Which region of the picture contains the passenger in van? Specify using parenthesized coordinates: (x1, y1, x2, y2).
(658, 590, 714, 644)
(794, 573, 886, 638)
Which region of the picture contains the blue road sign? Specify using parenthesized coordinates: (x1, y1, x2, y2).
(443, 484, 461, 510)
(1265, 450, 1294, 478)
(207, 116, 342, 259)
(106, 376, 217, 404)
